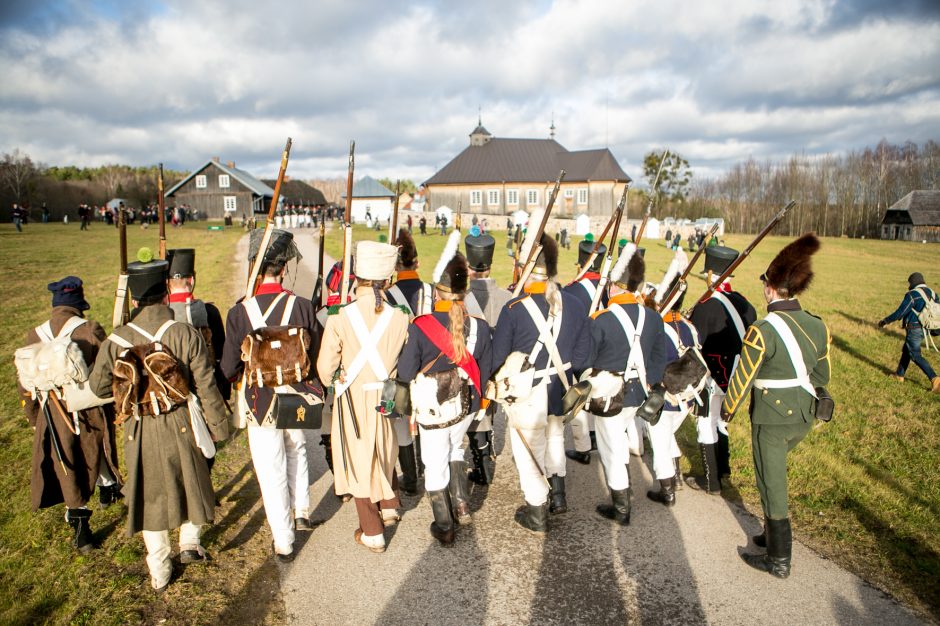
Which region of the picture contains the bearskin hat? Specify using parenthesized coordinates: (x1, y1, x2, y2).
(395, 227, 418, 269)
(433, 230, 466, 293)
(664, 275, 686, 311)
(626, 253, 646, 291)
(761, 233, 820, 296)
(532, 233, 559, 279)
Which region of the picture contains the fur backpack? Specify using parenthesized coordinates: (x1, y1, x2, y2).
(109, 321, 189, 423)
(662, 324, 711, 407)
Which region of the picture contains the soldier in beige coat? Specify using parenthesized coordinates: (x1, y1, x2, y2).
(317, 241, 409, 553)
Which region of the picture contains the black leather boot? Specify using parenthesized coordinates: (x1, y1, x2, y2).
(590, 430, 598, 451)
(428, 489, 455, 545)
(596, 488, 631, 525)
(66, 508, 95, 554)
(646, 478, 676, 506)
(448, 461, 472, 525)
(673, 457, 683, 490)
(685, 444, 721, 494)
(398, 444, 419, 496)
(468, 431, 494, 485)
(98, 483, 124, 507)
(752, 523, 767, 548)
(716, 431, 731, 478)
(565, 449, 591, 465)
(319, 434, 334, 474)
(548, 474, 568, 514)
(514, 502, 548, 532)
(742, 518, 792, 578)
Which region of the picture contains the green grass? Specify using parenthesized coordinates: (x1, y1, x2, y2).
(325, 223, 940, 619)
(0, 222, 284, 625)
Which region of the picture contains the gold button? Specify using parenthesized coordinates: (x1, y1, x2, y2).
(128, 435, 132, 440)
(787, 410, 793, 415)
(763, 390, 768, 395)
(181, 427, 187, 433)
(775, 399, 781, 405)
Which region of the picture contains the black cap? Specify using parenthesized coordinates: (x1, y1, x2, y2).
(908, 272, 926, 289)
(704, 246, 738, 275)
(127, 260, 169, 301)
(465, 226, 496, 271)
(577, 235, 606, 272)
(166, 248, 196, 278)
(47, 276, 90, 311)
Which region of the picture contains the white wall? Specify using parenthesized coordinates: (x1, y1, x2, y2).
(351, 198, 392, 223)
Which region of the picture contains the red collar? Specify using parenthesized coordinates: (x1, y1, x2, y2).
(168, 292, 193, 304)
(582, 272, 600, 281)
(255, 282, 285, 296)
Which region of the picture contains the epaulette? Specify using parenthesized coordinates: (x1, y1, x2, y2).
(507, 294, 531, 309)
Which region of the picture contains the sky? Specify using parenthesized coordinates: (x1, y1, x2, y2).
(1, 0, 938, 184)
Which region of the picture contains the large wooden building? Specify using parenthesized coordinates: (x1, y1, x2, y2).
(423, 123, 631, 218)
(880, 190, 940, 243)
(165, 158, 274, 219)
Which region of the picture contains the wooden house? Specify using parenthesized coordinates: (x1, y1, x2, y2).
(165, 158, 274, 219)
(881, 190, 940, 243)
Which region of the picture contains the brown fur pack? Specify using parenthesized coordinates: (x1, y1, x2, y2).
(112, 344, 190, 422)
(764, 233, 821, 296)
(395, 228, 418, 269)
(535, 233, 559, 278)
(240, 325, 312, 387)
(626, 253, 646, 291)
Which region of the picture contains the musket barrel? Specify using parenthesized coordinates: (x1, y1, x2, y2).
(157, 163, 166, 259)
(245, 138, 292, 298)
(340, 141, 356, 303)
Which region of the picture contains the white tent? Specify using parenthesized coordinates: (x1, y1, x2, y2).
(646, 217, 661, 239)
(575, 213, 590, 235)
(435, 205, 453, 224)
(511, 209, 529, 226)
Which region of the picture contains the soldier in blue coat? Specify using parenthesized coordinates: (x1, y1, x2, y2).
(878, 272, 940, 392)
(491, 234, 590, 532)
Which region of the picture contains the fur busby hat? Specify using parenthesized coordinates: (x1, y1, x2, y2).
(761, 233, 820, 297)
(395, 228, 418, 269)
(577, 234, 607, 272)
(48, 276, 90, 311)
(248, 228, 302, 269)
(433, 230, 468, 293)
(611, 242, 642, 291)
(532, 233, 559, 279)
(166, 248, 196, 278)
(465, 225, 496, 272)
(355, 240, 398, 281)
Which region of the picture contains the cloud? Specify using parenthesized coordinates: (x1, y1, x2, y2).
(0, 0, 937, 185)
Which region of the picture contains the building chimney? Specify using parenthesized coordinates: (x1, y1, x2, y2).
(226, 161, 235, 168)
(212, 156, 220, 163)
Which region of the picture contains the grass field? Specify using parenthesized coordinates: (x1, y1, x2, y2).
(2, 221, 939, 622)
(0, 222, 285, 625)
(324, 223, 940, 619)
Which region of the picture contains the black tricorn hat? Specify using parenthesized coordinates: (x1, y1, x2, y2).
(436, 252, 469, 294)
(704, 246, 738, 275)
(761, 233, 820, 296)
(465, 227, 496, 272)
(532, 233, 559, 279)
(577, 234, 606, 272)
(395, 228, 418, 268)
(166, 248, 196, 278)
(127, 259, 169, 301)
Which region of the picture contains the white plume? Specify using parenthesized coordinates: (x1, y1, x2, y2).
(517, 208, 544, 265)
(654, 248, 689, 303)
(609, 243, 637, 286)
(433, 229, 462, 284)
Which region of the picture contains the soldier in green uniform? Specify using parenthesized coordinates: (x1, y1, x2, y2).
(721, 233, 831, 579)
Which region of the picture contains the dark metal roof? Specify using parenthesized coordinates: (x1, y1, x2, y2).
(423, 138, 630, 186)
(261, 179, 327, 205)
(340, 175, 395, 199)
(883, 190, 940, 226)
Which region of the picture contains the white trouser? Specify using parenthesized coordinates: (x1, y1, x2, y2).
(393, 415, 414, 446)
(648, 408, 688, 480)
(696, 388, 728, 445)
(625, 412, 645, 456)
(509, 426, 549, 506)
(595, 406, 635, 490)
(419, 415, 473, 492)
(247, 426, 310, 554)
(545, 414, 566, 477)
(142, 521, 201, 589)
(569, 410, 595, 453)
(96, 455, 117, 487)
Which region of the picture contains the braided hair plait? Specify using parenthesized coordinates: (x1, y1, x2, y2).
(438, 289, 469, 362)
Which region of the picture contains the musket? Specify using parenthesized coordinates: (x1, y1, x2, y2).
(573, 196, 621, 282)
(339, 141, 355, 304)
(634, 149, 669, 247)
(245, 138, 292, 298)
(588, 185, 629, 315)
(656, 221, 720, 313)
(41, 396, 68, 476)
(512, 170, 565, 297)
(157, 163, 167, 259)
(456, 200, 463, 231)
(312, 217, 327, 307)
(112, 208, 130, 328)
(388, 179, 401, 242)
(685, 200, 796, 315)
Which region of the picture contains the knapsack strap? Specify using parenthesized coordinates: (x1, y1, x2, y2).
(413, 315, 482, 393)
(334, 304, 395, 397)
(416, 283, 433, 316)
(279, 295, 296, 326)
(610, 304, 648, 392)
(753, 313, 817, 398)
(520, 297, 570, 389)
(35, 321, 54, 343)
(579, 279, 597, 301)
(242, 292, 288, 330)
(127, 320, 176, 343)
(35, 317, 87, 344)
(387, 285, 411, 313)
(712, 292, 746, 340)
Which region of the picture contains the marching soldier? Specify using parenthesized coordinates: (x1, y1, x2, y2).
(878, 272, 940, 392)
(723, 233, 830, 579)
(491, 234, 590, 532)
(384, 228, 432, 495)
(398, 247, 493, 543)
(563, 234, 608, 465)
(462, 225, 510, 485)
(16, 277, 121, 553)
(220, 230, 319, 563)
(584, 245, 666, 524)
(89, 257, 230, 592)
(317, 241, 410, 553)
(686, 246, 757, 493)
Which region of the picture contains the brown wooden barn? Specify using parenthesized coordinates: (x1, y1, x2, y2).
(880, 190, 940, 243)
(164, 158, 274, 219)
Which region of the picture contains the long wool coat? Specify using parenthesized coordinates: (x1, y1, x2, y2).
(316, 289, 409, 501)
(89, 304, 231, 535)
(20, 306, 120, 511)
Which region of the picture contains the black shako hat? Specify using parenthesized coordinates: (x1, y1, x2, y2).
(577, 234, 606, 272)
(704, 246, 738, 275)
(465, 226, 496, 272)
(166, 248, 196, 278)
(127, 259, 169, 301)
(47, 276, 90, 311)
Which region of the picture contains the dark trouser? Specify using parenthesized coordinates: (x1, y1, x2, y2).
(896, 326, 936, 380)
(14, 218, 22, 232)
(353, 474, 401, 536)
(751, 421, 812, 519)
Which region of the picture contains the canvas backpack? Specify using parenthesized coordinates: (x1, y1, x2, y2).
(914, 287, 940, 350)
(14, 317, 90, 396)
